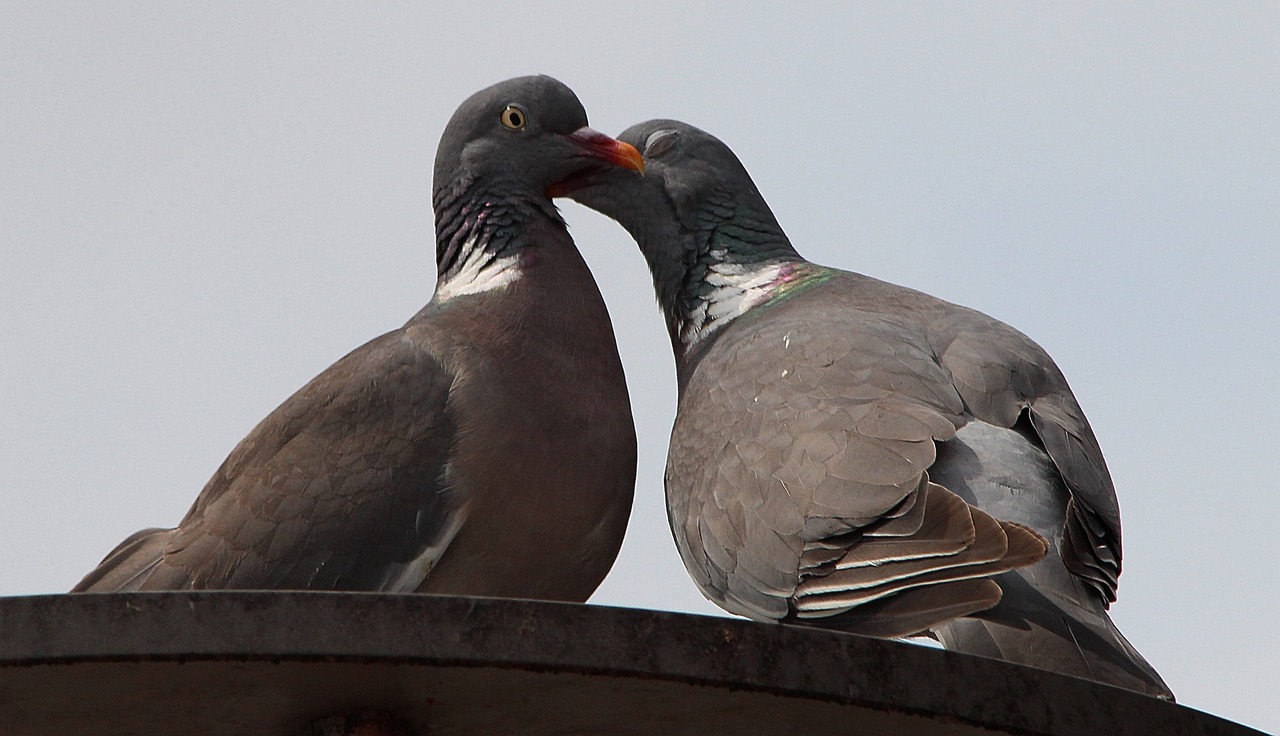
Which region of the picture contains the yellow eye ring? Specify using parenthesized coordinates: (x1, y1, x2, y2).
(500, 105, 527, 130)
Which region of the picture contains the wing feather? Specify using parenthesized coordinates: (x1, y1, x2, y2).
(74, 329, 463, 592)
(667, 301, 1046, 630)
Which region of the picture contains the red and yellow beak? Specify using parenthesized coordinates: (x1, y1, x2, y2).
(563, 126, 645, 173)
(546, 126, 644, 198)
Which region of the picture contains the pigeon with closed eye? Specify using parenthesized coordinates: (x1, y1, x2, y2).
(569, 119, 1171, 700)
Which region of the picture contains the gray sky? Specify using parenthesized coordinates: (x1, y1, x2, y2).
(2, 3, 1276, 732)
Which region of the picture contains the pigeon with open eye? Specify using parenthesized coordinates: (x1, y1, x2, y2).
(74, 76, 642, 600)
(569, 120, 1172, 700)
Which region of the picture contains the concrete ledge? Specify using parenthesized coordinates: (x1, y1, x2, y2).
(0, 593, 1261, 735)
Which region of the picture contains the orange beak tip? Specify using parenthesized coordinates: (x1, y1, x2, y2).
(617, 141, 645, 174)
(566, 127, 645, 173)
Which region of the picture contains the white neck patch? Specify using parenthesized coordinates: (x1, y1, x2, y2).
(679, 253, 783, 347)
(433, 235, 522, 301)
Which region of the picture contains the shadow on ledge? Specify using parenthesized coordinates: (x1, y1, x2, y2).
(0, 593, 1262, 735)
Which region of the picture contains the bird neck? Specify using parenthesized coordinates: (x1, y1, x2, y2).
(653, 224, 810, 359)
(431, 178, 562, 301)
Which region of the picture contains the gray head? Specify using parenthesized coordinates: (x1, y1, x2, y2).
(569, 120, 801, 355)
(432, 76, 643, 274)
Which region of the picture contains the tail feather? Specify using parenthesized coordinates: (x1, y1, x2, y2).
(932, 571, 1174, 700)
(926, 420, 1173, 699)
(71, 527, 172, 592)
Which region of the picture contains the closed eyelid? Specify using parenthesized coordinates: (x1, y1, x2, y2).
(644, 129, 679, 157)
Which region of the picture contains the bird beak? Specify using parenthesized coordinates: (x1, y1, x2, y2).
(546, 127, 644, 198)
(563, 127, 645, 173)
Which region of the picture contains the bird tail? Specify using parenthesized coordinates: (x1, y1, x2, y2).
(931, 571, 1174, 700)
(71, 527, 171, 592)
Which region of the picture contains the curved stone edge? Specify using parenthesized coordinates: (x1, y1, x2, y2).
(0, 592, 1262, 736)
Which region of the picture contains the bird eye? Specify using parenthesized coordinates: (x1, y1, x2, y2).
(644, 129, 679, 157)
(500, 105, 527, 130)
